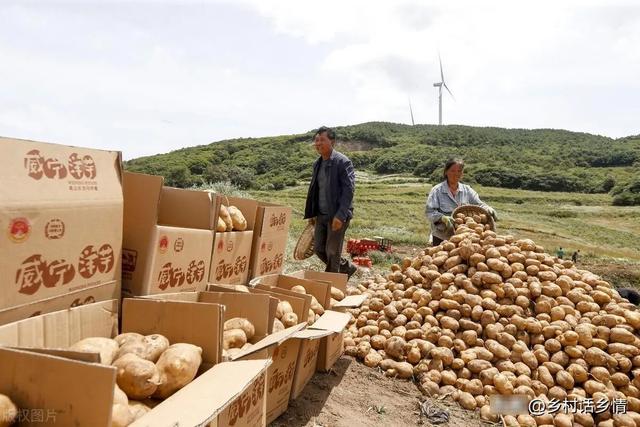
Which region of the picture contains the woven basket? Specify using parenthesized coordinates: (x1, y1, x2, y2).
(294, 223, 315, 260)
(452, 205, 495, 231)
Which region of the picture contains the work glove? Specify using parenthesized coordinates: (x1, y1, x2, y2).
(440, 215, 454, 231)
(487, 207, 498, 221)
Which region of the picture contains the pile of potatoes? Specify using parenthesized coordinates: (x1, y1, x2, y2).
(69, 333, 202, 427)
(222, 317, 257, 360)
(343, 214, 640, 427)
(0, 393, 17, 427)
(217, 205, 247, 232)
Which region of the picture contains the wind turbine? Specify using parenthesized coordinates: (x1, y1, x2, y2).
(408, 97, 415, 126)
(433, 55, 454, 125)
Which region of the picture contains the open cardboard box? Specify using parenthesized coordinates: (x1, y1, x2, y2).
(209, 196, 257, 285)
(249, 200, 291, 280)
(0, 137, 123, 321)
(0, 299, 270, 427)
(289, 270, 366, 371)
(122, 171, 217, 297)
(251, 274, 350, 399)
(0, 279, 120, 327)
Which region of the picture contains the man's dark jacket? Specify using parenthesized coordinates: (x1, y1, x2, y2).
(304, 149, 355, 222)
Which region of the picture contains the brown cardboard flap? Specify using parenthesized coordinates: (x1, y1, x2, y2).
(197, 292, 270, 339)
(0, 346, 115, 427)
(332, 294, 367, 308)
(123, 171, 163, 233)
(0, 300, 118, 348)
(122, 298, 222, 365)
(256, 274, 332, 309)
(139, 292, 200, 302)
(8, 346, 102, 363)
(131, 359, 271, 427)
(293, 329, 334, 339)
(254, 204, 291, 237)
(0, 280, 120, 327)
(290, 270, 348, 292)
(1, 137, 123, 203)
(308, 310, 350, 334)
(232, 323, 306, 360)
(158, 186, 215, 230)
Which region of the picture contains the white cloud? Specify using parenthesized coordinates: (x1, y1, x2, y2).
(0, 0, 638, 160)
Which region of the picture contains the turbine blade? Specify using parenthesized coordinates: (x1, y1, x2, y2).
(439, 54, 444, 82)
(443, 83, 454, 100)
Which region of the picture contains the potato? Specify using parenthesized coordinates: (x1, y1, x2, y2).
(113, 353, 161, 400)
(282, 312, 299, 327)
(310, 297, 325, 315)
(227, 206, 247, 231)
(111, 402, 133, 427)
(153, 343, 202, 399)
(223, 329, 247, 350)
(276, 301, 293, 319)
(70, 337, 119, 365)
(115, 332, 144, 347)
(331, 287, 345, 301)
(219, 205, 233, 231)
(128, 401, 152, 422)
(0, 394, 18, 427)
(224, 318, 256, 341)
(273, 318, 285, 334)
(142, 334, 170, 362)
(291, 285, 307, 294)
(216, 216, 227, 232)
(111, 384, 132, 427)
(116, 334, 169, 363)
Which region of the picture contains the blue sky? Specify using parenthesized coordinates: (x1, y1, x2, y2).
(1, 0, 639, 159)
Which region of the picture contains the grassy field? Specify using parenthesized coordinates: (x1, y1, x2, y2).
(245, 173, 640, 287)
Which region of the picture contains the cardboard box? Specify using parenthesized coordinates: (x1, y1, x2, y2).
(0, 299, 271, 426)
(253, 202, 292, 239)
(249, 232, 288, 279)
(0, 137, 123, 313)
(122, 171, 217, 296)
(251, 274, 350, 400)
(249, 202, 292, 279)
(290, 270, 365, 371)
(208, 283, 306, 423)
(208, 195, 258, 285)
(0, 279, 120, 326)
(143, 290, 273, 353)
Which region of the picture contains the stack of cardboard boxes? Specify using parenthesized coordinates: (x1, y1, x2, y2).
(0, 137, 364, 426)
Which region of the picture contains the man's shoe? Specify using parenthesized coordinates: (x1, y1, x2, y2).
(347, 263, 358, 280)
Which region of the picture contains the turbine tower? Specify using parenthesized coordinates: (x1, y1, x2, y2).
(433, 55, 454, 125)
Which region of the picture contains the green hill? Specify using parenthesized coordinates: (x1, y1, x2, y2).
(124, 122, 640, 200)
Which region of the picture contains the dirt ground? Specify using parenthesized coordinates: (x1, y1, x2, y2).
(270, 356, 488, 427)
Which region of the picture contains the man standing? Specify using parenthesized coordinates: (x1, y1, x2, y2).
(304, 126, 357, 277)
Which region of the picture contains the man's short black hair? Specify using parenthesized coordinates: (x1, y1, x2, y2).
(315, 126, 336, 141)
